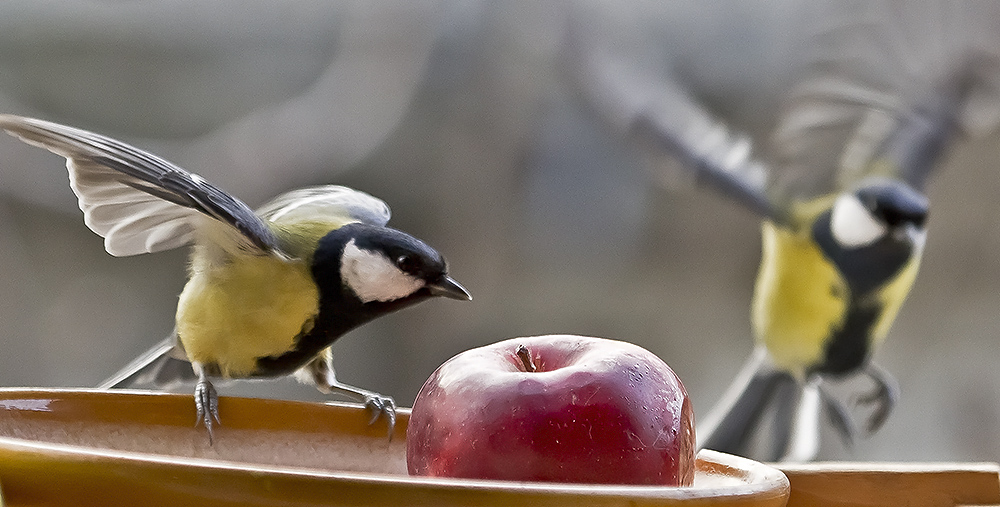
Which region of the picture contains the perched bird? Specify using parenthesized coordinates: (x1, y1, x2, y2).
(563, 0, 986, 460)
(0, 114, 471, 441)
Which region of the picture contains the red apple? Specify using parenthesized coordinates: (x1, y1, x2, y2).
(406, 334, 695, 486)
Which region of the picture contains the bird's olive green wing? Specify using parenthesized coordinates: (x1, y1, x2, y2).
(257, 185, 391, 227)
(0, 114, 279, 256)
(255, 185, 393, 259)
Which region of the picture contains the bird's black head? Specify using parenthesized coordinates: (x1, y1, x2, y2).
(814, 178, 929, 294)
(827, 178, 928, 248)
(312, 222, 471, 314)
(855, 180, 928, 229)
(252, 223, 470, 376)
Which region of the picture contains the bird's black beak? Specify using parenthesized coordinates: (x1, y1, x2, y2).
(427, 275, 472, 301)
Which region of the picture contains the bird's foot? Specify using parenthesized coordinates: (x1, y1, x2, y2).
(362, 392, 397, 430)
(855, 364, 899, 435)
(327, 382, 397, 438)
(194, 378, 220, 444)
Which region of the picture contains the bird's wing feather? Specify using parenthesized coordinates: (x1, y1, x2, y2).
(257, 185, 391, 227)
(770, 0, 979, 196)
(564, 20, 785, 224)
(0, 114, 279, 256)
(566, 1, 981, 214)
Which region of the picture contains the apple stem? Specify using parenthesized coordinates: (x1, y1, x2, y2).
(515, 344, 537, 372)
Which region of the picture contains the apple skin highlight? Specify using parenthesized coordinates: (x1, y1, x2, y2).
(406, 335, 695, 486)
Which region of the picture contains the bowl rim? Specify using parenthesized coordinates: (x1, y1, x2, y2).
(0, 387, 790, 501)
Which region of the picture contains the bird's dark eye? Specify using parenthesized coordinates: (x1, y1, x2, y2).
(396, 254, 418, 274)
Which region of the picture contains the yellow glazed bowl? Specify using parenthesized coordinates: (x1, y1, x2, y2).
(0, 388, 788, 507)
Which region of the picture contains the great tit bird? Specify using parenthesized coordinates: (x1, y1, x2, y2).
(0, 114, 471, 440)
(633, 107, 938, 461)
(565, 2, 973, 460)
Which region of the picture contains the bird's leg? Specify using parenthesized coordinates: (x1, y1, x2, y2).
(192, 362, 220, 444)
(855, 362, 900, 435)
(305, 349, 396, 437)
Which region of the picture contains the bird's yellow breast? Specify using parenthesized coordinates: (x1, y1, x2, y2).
(175, 252, 320, 378)
(751, 219, 848, 377)
(868, 245, 922, 346)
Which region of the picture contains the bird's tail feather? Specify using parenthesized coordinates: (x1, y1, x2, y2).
(778, 377, 824, 462)
(699, 347, 847, 462)
(96, 334, 193, 389)
(697, 347, 798, 458)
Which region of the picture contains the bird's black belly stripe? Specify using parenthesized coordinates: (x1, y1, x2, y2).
(252, 289, 435, 377)
(815, 301, 880, 375)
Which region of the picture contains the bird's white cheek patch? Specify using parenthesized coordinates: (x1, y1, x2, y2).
(897, 223, 927, 255)
(341, 240, 425, 303)
(830, 194, 886, 248)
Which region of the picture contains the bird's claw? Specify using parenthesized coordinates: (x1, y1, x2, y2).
(194, 379, 220, 444)
(855, 369, 899, 434)
(363, 393, 397, 438)
(322, 380, 397, 439)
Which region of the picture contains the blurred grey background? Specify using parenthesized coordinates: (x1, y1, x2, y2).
(0, 0, 997, 463)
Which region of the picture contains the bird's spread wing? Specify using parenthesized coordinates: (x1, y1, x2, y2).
(257, 185, 391, 227)
(770, 1, 978, 197)
(564, 19, 785, 224)
(565, 1, 983, 218)
(629, 100, 783, 222)
(0, 114, 279, 256)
